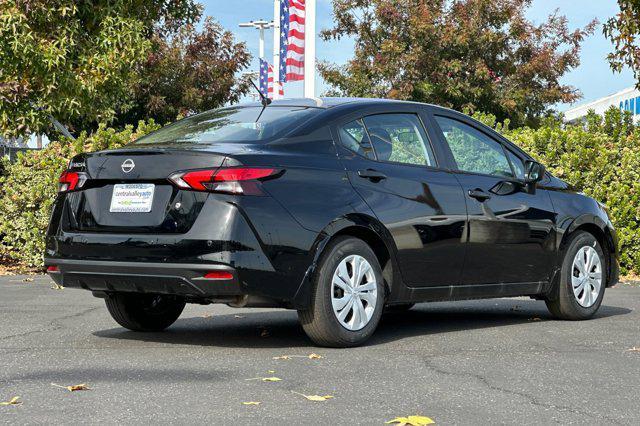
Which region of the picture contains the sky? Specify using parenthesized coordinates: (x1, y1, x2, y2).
(202, 0, 636, 111)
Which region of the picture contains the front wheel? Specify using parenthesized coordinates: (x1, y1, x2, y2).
(105, 293, 185, 331)
(545, 231, 606, 320)
(298, 237, 385, 347)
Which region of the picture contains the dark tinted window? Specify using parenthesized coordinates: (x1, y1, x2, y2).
(134, 106, 318, 145)
(339, 120, 375, 160)
(435, 116, 513, 177)
(362, 114, 436, 166)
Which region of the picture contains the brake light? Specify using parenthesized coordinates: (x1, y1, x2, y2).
(58, 171, 80, 192)
(169, 167, 278, 194)
(46, 265, 59, 273)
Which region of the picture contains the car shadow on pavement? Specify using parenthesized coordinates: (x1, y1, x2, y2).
(93, 299, 631, 349)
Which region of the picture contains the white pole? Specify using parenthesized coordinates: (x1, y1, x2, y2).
(273, 0, 281, 99)
(304, 0, 316, 98)
(259, 27, 265, 59)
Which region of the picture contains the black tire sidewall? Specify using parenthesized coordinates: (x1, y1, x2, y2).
(314, 237, 385, 346)
(106, 293, 185, 331)
(559, 232, 606, 318)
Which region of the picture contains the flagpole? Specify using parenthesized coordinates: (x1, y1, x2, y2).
(303, 0, 316, 98)
(273, 0, 281, 99)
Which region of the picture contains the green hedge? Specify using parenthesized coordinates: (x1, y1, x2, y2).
(1, 110, 639, 276)
(0, 121, 159, 268)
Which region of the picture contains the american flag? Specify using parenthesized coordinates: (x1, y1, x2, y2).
(260, 58, 283, 99)
(280, 0, 305, 82)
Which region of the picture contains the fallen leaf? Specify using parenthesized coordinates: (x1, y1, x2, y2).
(201, 313, 213, 319)
(22, 277, 34, 283)
(260, 329, 270, 337)
(267, 370, 275, 374)
(272, 355, 292, 360)
(529, 317, 542, 321)
(246, 377, 282, 382)
(242, 401, 261, 405)
(302, 394, 333, 402)
(386, 415, 435, 425)
(308, 353, 323, 359)
(0, 396, 21, 406)
(51, 383, 90, 392)
(50, 283, 64, 290)
(627, 347, 640, 352)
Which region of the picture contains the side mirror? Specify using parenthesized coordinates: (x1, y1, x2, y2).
(524, 160, 545, 184)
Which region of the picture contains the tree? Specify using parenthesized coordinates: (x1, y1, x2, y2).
(0, 1, 201, 138)
(114, 18, 251, 126)
(604, 0, 640, 88)
(320, 0, 596, 127)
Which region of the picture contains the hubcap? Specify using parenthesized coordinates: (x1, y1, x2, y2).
(331, 255, 378, 331)
(571, 246, 602, 308)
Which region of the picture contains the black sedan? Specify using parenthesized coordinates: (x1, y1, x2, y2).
(45, 98, 619, 347)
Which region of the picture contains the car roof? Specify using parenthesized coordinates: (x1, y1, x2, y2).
(240, 97, 427, 109)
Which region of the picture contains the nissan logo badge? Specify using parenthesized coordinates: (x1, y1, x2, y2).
(121, 159, 135, 173)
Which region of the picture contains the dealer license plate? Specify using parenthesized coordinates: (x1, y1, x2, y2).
(109, 184, 155, 213)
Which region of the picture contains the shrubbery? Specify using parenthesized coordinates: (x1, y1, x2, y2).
(0, 121, 159, 268)
(1, 109, 639, 276)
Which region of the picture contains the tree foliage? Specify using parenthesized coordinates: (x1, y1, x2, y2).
(115, 18, 252, 126)
(604, 0, 640, 87)
(320, 0, 596, 127)
(0, 1, 204, 138)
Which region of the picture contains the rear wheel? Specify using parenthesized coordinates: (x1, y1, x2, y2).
(298, 236, 384, 347)
(545, 231, 606, 320)
(105, 293, 185, 331)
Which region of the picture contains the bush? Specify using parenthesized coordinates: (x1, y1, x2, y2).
(0, 121, 159, 268)
(475, 108, 640, 275)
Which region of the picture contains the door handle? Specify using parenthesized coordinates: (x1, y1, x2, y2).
(468, 188, 491, 202)
(357, 169, 387, 181)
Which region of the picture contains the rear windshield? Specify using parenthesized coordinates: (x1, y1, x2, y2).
(134, 106, 318, 145)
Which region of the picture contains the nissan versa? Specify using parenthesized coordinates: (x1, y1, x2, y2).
(45, 98, 619, 347)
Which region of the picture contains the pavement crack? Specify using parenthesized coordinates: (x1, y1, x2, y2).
(0, 306, 100, 342)
(422, 358, 623, 425)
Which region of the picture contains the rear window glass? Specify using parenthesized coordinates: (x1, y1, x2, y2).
(134, 106, 318, 145)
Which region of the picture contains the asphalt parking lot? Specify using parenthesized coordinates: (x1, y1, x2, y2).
(1, 275, 639, 425)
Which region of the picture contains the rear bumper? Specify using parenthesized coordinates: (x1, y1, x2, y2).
(45, 259, 243, 298)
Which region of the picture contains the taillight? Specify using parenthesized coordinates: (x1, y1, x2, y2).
(169, 167, 279, 195)
(58, 171, 87, 192)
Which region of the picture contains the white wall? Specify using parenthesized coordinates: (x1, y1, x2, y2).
(564, 86, 640, 123)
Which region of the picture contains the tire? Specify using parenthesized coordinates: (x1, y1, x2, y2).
(545, 231, 606, 320)
(105, 293, 186, 331)
(298, 236, 385, 347)
(384, 303, 415, 313)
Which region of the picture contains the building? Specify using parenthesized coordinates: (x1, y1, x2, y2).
(564, 86, 640, 123)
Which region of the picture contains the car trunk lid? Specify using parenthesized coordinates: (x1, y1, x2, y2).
(63, 149, 230, 234)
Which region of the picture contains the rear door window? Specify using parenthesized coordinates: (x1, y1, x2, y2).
(361, 114, 436, 166)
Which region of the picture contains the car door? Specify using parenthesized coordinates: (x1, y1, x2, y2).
(430, 112, 556, 285)
(334, 110, 467, 288)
